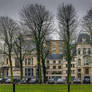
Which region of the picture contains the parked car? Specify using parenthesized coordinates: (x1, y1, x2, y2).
(48, 78, 55, 84)
(13, 79, 20, 84)
(19, 78, 28, 84)
(56, 78, 65, 84)
(83, 76, 90, 84)
(5, 78, 11, 83)
(73, 78, 81, 84)
(28, 78, 37, 84)
(0, 78, 4, 83)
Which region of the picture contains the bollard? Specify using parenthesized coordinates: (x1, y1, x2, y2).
(13, 83, 15, 92)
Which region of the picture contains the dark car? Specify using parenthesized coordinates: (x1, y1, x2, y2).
(19, 78, 31, 84)
(83, 76, 90, 84)
(0, 78, 6, 84)
(13, 79, 20, 84)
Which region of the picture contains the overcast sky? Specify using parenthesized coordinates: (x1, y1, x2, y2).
(0, 0, 92, 20)
(0, 0, 92, 39)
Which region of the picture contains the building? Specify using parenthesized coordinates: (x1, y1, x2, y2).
(48, 40, 64, 54)
(75, 33, 92, 82)
(46, 33, 92, 82)
(1, 36, 38, 79)
(46, 54, 76, 81)
(1, 33, 92, 83)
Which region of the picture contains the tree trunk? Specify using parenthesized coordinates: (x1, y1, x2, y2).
(42, 59, 46, 83)
(37, 55, 42, 83)
(36, 41, 42, 83)
(67, 59, 71, 92)
(20, 61, 23, 80)
(9, 57, 13, 83)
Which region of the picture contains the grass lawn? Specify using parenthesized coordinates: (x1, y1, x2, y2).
(0, 84, 92, 92)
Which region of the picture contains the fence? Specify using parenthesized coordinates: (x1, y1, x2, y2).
(0, 84, 92, 92)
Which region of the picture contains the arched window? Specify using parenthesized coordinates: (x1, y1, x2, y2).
(84, 57, 89, 65)
(53, 60, 56, 64)
(88, 48, 91, 55)
(78, 48, 81, 55)
(83, 48, 86, 55)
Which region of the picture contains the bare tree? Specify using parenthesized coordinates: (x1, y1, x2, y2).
(40, 40, 49, 83)
(14, 30, 35, 80)
(83, 8, 92, 40)
(0, 16, 18, 83)
(20, 4, 53, 83)
(57, 4, 77, 92)
(14, 33, 26, 80)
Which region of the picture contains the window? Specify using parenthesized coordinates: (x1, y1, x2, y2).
(53, 60, 56, 64)
(53, 66, 56, 69)
(85, 68, 89, 74)
(58, 66, 61, 69)
(15, 57, 19, 68)
(25, 59, 27, 65)
(32, 58, 33, 65)
(72, 70, 75, 74)
(6, 58, 8, 64)
(78, 59, 81, 66)
(47, 66, 50, 69)
(73, 64, 75, 68)
(66, 64, 67, 67)
(47, 60, 49, 64)
(78, 48, 81, 55)
(52, 48, 56, 54)
(25, 68, 27, 76)
(52, 48, 56, 50)
(84, 57, 89, 65)
(78, 69, 81, 72)
(6, 69, 8, 76)
(28, 58, 31, 65)
(25, 68, 33, 76)
(57, 71, 62, 74)
(59, 61, 61, 64)
(52, 42, 56, 46)
(71, 64, 75, 68)
(83, 48, 86, 55)
(78, 73, 81, 79)
(88, 48, 91, 55)
(28, 68, 31, 76)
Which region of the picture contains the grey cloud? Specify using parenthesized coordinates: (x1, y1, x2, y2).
(0, 0, 92, 20)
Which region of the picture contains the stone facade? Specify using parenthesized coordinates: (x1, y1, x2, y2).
(1, 33, 92, 82)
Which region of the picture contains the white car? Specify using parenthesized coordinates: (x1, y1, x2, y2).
(28, 78, 37, 84)
(0, 78, 3, 81)
(56, 79, 65, 84)
(48, 78, 55, 84)
(5, 78, 11, 83)
(73, 78, 81, 84)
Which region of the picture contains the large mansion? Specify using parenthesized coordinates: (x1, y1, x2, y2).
(0, 33, 92, 82)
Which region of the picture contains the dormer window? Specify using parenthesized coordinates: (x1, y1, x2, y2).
(82, 37, 86, 42)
